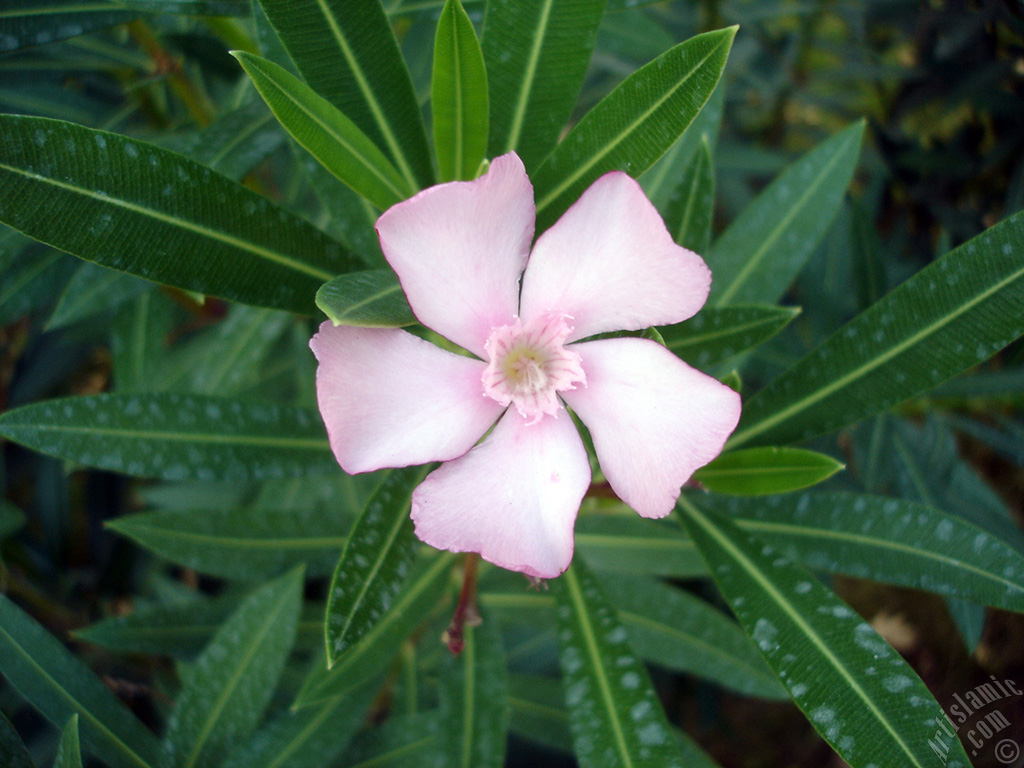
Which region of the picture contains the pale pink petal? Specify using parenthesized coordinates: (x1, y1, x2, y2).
(562, 338, 741, 518)
(310, 322, 503, 474)
(411, 410, 591, 578)
(520, 171, 711, 341)
(375, 153, 534, 358)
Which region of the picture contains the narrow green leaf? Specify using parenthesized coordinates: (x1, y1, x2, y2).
(532, 27, 735, 232)
(53, 716, 82, 768)
(234, 51, 412, 210)
(162, 567, 304, 768)
(107, 505, 349, 579)
(0, 3, 137, 53)
(0, 115, 355, 314)
(482, 573, 785, 699)
(0, 247, 76, 326)
(506, 673, 723, 768)
(552, 559, 685, 768)
(47, 262, 149, 330)
(437, 617, 509, 768)
(110, 292, 176, 394)
(641, 81, 725, 210)
(700, 493, 1024, 615)
(709, 121, 865, 306)
(0, 500, 27, 541)
(326, 466, 429, 664)
(219, 677, 380, 768)
(482, 0, 605, 171)
(257, 0, 433, 190)
(112, 1, 247, 14)
(729, 210, 1024, 448)
(664, 137, 714, 253)
(295, 552, 454, 709)
(676, 497, 972, 768)
(0, 393, 334, 481)
(339, 712, 440, 768)
(575, 513, 707, 577)
(601, 575, 786, 700)
(0, 710, 35, 768)
(169, 305, 291, 397)
(316, 270, 416, 328)
(432, 0, 488, 182)
(74, 596, 241, 659)
(0, 596, 161, 768)
(694, 447, 844, 496)
(660, 305, 800, 370)
(508, 674, 573, 754)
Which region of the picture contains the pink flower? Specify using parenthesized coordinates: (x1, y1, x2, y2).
(310, 153, 741, 578)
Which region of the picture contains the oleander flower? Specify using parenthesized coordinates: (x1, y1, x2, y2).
(310, 153, 741, 578)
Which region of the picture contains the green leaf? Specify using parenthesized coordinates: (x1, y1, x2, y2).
(110, 292, 176, 394)
(575, 513, 707, 577)
(0, 393, 334, 481)
(694, 447, 844, 496)
(0, 3, 137, 53)
(661, 305, 800, 370)
(0, 247, 76, 327)
(664, 136, 714, 253)
(47, 262, 150, 330)
(326, 466, 428, 664)
(295, 552, 454, 709)
(0, 115, 355, 314)
(712, 490, 1024, 616)
(641, 81, 725, 211)
(168, 305, 291, 396)
(708, 121, 865, 306)
(508, 674, 573, 754)
(161, 567, 304, 768)
(219, 677, 380, 768)
(316, 270, 416, 328)
(257, 0, 433, 190)
(0, 595, 161, 768)
(74, 596, 242, 659)
(532, 27, 735, 232)
(552, 559, 685, 768)
(339, 712, 440, 768)
(0, 500, 27, 541)
(107, 505, 349, 580)
(506, 673, 723, 767)
(676, 497, 972, 768)
(432, 0, 488, 182)
(234, 51, 412, 210)
(166, 98, 285, 183)
(53, 716, 82, 768)
(483, 573, 785, 700)
(729, 210, 1024, 448)
(0, 710, 35, 768)
(112, 1, 247, 15)
(437, 616, 509, 768)
(601, 575, 786, 700)
(482, 0, 606, 171)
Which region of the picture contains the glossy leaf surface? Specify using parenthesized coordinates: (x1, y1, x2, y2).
(694, 447, 845, 496)
(0, 393, 334, 481)
(316, 270, 417, 328)
(661, 305, 800, 370)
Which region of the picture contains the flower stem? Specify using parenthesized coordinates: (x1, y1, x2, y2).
(444, 553, 480, 655)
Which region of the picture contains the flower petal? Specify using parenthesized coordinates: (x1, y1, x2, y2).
(562, 338, 741, 518)
(375, 153, 534, 357)
(411, 410, 591, 578)
(310, 322, 503, 474)
(520, 171, 711, 341)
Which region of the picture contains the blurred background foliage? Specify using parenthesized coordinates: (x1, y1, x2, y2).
(1, 1, 1023, 766)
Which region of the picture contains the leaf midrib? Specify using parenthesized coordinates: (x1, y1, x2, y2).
(0, 161, 334, 281)
(713, 128, 856, 306)
(535, 35, 727, 215)
(729, 258, 1024, 448)
(665, 309, 797, 351)
(503, 0, 554, 154)
(563, 566, 634, 768)
(0, 622, 155, 768)
(1, 422, 329, 451)
(180, 578, 295, 768)
(679, 497, 925, 768)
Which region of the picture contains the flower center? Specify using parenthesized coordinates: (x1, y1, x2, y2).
(482, 313, 586, 424)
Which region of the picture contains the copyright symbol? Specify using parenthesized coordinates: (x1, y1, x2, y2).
(995, 738, 1019, 765)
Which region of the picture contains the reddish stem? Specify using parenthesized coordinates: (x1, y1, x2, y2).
(444, 553, 480, 655)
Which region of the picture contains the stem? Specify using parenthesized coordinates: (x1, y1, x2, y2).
(128, 20, 214, 127)
(444, 553, 480, 655)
